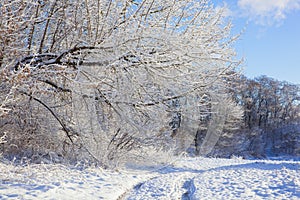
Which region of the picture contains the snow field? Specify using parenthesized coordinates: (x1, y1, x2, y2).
(0, 157, 299, 200)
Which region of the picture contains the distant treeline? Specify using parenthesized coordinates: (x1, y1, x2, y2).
(210, 75, 300, 158)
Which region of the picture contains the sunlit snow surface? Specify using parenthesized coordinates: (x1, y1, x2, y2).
(1, 157, 299, 200)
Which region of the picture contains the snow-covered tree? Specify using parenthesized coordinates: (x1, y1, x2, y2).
(0, 0, 241, 166)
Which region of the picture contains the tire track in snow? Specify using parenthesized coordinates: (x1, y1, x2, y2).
(125, 171, 198, 200)
(182, 178, 196, 200)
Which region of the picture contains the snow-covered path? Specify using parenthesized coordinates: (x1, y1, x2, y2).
(1, 157, 300, 200)
(125, 160, 300, 199)
(124, 158, 300, 199)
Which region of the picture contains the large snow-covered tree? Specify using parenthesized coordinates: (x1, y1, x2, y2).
(0, 0, 242, 166)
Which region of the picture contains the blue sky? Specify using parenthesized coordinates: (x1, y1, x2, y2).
(213, 0, 300, 84)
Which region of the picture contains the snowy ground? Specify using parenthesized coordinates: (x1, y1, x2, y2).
(0, 157, 299, 200)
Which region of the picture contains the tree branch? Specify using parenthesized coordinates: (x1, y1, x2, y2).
(20, 91, 76, 143)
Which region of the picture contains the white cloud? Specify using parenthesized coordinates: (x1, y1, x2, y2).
(237, 0, 300, 26)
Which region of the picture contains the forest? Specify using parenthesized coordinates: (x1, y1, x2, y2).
(0, 0, 299, 168)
